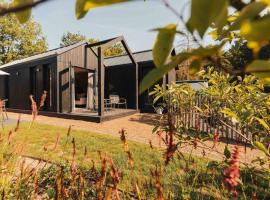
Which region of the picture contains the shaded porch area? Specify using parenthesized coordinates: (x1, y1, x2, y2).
(57, 36, 139, 122)
(85, 36, 138, 117)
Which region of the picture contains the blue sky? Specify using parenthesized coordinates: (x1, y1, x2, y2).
(32, 0, 191, 51)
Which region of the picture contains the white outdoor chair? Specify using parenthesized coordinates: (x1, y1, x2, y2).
(104, 99, 113, 111)
(109, 95, 127, 109)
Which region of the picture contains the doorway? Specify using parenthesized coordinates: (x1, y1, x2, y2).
(73, 67, 94, 110)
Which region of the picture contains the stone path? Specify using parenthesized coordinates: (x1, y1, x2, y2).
(6, 112, 265, 164)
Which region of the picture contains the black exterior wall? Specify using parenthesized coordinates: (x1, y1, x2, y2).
(105, 60, 175, 113)
(1, 56, 57, 110)
(0, 43, 176, 115)
(105, 64, 136, 109)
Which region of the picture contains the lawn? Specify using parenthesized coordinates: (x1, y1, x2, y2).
(4, 122, 190, 197)
(3, 122, 270, 199)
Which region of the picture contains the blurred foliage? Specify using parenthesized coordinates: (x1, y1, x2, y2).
(0, 14, 47, 64)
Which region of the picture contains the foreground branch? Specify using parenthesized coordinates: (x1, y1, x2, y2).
(0, 0, 52, 16)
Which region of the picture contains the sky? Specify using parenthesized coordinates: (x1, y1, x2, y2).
(32, 0, 192, 52)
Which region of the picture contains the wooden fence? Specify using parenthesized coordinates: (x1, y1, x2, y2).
(172, 94, 252, 144)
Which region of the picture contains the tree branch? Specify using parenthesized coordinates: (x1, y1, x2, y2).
(162, 0, 204, 48)
(0, 0, 52, 16)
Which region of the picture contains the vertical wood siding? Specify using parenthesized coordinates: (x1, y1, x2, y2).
(57, 44, 98, 113)
(2, 57, 57, 111)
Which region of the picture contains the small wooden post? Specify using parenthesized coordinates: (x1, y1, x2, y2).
(98, 47, 104, 117)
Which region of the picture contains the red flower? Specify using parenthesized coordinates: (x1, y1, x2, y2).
(223, 146, 240, 196)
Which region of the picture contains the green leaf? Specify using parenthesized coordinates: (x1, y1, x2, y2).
(187, 0, 228, 38)
(139, 52, 190, 94)
(152, 24, 177, 68)
(246, 60, 270, 73)
(207, 161, 219, 169)
(241, 15, 270, 42)
(253, 141, 269, 155)
(221, 107, 239, 122)
(194, 106, 203, 113)
(152, 125, 159, 134)
(76, 0, 128, 19)
(140, 45, 223, 94)
(189, 59, 201, 75)
(230, 2, 267, 31)
(246, 60, 270, 83)
(224, 145, 231, 159)
(255, 117, 270, 131)
(12, 0, 33, 23)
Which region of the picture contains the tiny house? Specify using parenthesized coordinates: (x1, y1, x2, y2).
(0, 36, 175, 122)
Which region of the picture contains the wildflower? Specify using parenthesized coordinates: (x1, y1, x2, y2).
(14, 114, 21, 132)
(149, 140, 154, 149)
(95, 153, 108, 190)
(71, 159, 76, 180)
(72, 137, 76, 158)
(119, 128, 128, 151)
(157, 130, 164, 147)
(109, 158, 120, 189)
(127, 151, 134, 168)
(202, 149, 206, 157)
(151, 166, 164, 200)
(7, 130, 14, 145)
(84, 146, 87, 157)
(67, 125, 73, 138)
(52, 133, 60, 150)
(39, 90, 47, 109)
(193, 138, 198, 149)
(79, 172, 85, 198)
(29, 95, 38, 121)
(252, 192, 257, 200)
(223, 146, 240, 197)
(213, 128, 220, 147)
(119, 129, 134, 167)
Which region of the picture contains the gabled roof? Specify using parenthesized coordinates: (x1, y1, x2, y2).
(104, 50, 153, 66)
(0, 40, 88, 69)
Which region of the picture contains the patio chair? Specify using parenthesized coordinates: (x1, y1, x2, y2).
(104, 99, 113, 111)
(109, 95, 127, 109)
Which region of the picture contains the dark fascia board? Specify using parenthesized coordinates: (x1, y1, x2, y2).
(86, 37, 119, 48)
(87, 36, 138, 68)
(2, 56, 57, 71)
(120, 38, 137, 66)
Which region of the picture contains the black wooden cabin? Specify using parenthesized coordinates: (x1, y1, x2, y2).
(0, 36, 175, 122)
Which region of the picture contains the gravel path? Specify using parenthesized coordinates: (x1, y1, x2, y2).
(7, 112, 265, 164)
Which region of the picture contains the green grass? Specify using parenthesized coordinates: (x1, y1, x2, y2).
(4, 122, 191, 196)
(3, 122, 270, 199)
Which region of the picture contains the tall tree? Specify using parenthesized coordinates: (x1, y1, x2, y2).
(60, 31, 124, 57)
(60, 31, 86, 47)
(0, 14, 48, 64)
